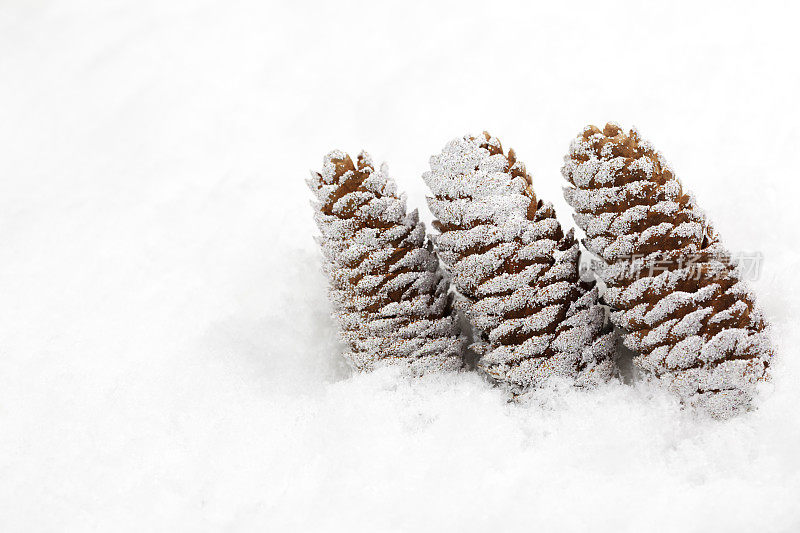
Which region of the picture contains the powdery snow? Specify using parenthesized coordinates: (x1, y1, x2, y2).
(1, 1, 799, 531)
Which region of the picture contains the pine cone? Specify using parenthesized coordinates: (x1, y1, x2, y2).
(562, 123, 772, 417)
(423, 133, 617, 392)
(308, 150, 465, 373)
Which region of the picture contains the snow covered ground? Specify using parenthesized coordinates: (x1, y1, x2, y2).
(2, 1, 799, 530)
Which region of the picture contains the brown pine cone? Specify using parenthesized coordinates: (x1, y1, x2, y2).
(424, 133, 617, 392)
(308, 150, 465, 373)
(562, 123, 772, 418)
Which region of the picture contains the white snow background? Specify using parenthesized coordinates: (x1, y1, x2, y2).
(2, 1, 799, 531)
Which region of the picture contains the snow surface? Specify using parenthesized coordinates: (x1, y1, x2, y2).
(1, 0, 799, 531)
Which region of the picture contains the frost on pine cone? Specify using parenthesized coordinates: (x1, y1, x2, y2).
(423, 133, 616, 393)
(308, 150, 465, 374)
(562, 123, 772, 417)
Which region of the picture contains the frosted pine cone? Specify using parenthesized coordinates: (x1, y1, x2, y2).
(308, 150, 465, 374)
(562, 123, 772, 418)
(424, 133, 617, 393)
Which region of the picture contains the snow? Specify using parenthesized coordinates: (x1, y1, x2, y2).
(1, 0, 799, 530)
